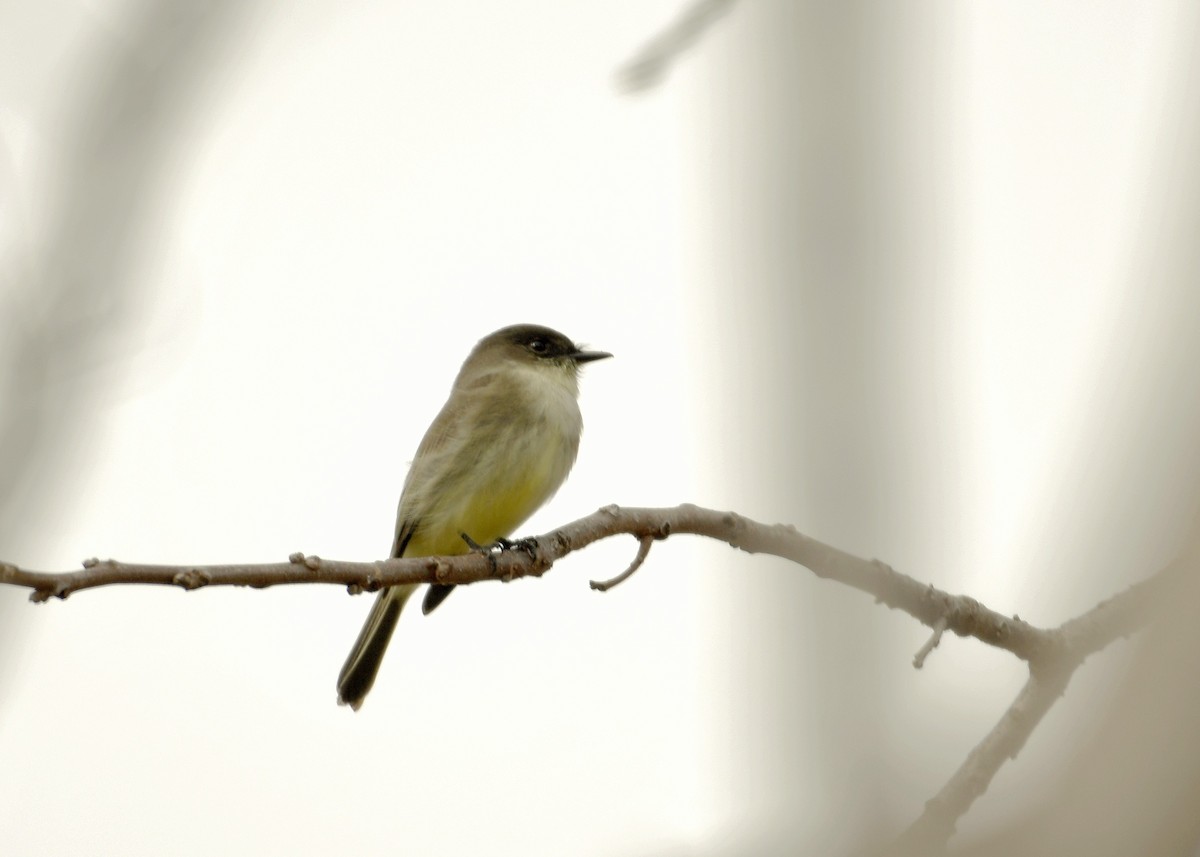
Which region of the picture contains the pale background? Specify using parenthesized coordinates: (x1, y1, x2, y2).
(2, 2, 1198, 855)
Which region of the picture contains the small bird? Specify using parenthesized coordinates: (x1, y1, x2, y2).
(336, 323, 611, 709)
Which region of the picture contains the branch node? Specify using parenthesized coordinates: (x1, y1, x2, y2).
(913, 617, 949, 669)
(429, 558, 449, 582)
(590, 535, 654, 592)
(288, 552, 305, 564)
(303, 555, 322, 571)
(81, 557, 99, 568)
(600, 503, 621, 517)
(346, 583, 363, 596)
(172, 568, 211, 590)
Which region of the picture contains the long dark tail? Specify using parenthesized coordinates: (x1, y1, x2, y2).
(337, 584, 416, 710)
(422, 582, 456, 614)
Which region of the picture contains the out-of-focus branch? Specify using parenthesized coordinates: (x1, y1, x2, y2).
(0, 502, 1179, 847)
(891, 556, 1191, 855)
(0, 0, 255, 701)
(960, 547, 1200, 857)
(894, 668, 1071, 854)
(616, 0, 738, 93)
(0, 2, 251, 540)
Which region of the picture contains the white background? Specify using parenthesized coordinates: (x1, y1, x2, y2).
(1, 2, 1196, 855)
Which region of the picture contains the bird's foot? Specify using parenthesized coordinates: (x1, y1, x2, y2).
(460, 534, 538, 560)
(459, 533, 539, 581)
(495, 536, 539, 561)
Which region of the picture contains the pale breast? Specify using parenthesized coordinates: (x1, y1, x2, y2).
(400, 362, 583, 556)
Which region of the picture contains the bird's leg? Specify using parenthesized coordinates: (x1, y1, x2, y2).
(460, 532, 490, 553)
(460, 532, 500, 578)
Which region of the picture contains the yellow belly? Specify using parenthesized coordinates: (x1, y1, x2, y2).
(405, 434, 572, 558)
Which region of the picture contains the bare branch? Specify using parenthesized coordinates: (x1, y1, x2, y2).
(891, 556, 1193, 853)
(0, 502, 1181, 847)
(0, 505, 1053, 666)
(894, 666, 1073, 855)
(0, 504, 1162, 669)
(1056, 557, 1186, 659)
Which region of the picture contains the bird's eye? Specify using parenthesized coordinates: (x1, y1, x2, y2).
(529, 338, 549, 354)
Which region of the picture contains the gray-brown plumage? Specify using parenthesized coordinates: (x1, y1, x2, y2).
(336, 324, 610, 710)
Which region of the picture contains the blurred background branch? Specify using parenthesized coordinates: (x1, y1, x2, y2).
(616, 0, 738, 93)
(0, 1, 254, 691)
(1, 1, 250, 540)
(895, 552, 1193, 854)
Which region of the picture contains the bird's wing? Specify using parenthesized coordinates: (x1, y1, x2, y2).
(389, 389, 469, 558)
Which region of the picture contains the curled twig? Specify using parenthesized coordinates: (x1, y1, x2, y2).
(590, 535, 654, 592)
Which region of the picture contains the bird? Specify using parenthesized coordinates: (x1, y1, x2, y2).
(336, 323, 611, 710)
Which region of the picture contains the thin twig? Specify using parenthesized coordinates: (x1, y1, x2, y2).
(590, 535, 654, 591)
(912, 617, 948, 669)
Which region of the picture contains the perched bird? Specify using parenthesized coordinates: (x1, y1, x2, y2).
(336, 323, 611, 709)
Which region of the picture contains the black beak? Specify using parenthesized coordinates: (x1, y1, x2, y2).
(571, 348, 613, 364)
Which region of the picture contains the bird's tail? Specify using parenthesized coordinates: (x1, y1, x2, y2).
(337, 584, 416, 710)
